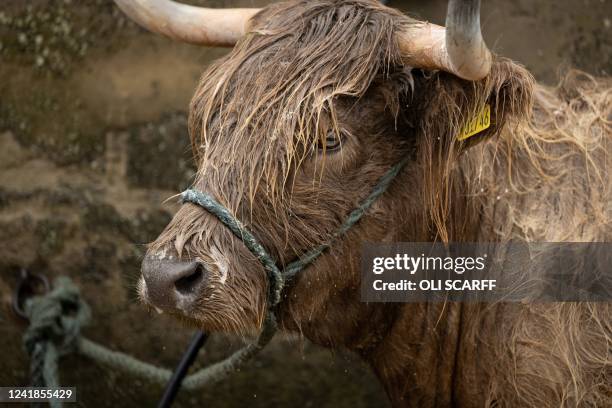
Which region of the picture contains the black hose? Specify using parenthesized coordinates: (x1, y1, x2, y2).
(158, 331, 209, 408)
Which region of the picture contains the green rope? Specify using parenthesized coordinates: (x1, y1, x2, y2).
(281, 157, 409, 279)
(182, 157, 409, 281)
(180, 190, 283, 307)
(23, 277, 90, 408)
(21, 157, 407, 401)
(77, 313, 278, 390)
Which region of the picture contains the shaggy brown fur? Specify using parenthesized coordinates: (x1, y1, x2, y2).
(143, 0, 611, 406)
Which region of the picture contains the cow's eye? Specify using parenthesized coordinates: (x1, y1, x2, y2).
(318, 130, 342, 151)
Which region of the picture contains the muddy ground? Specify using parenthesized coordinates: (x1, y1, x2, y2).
(0, 0, 610, 407)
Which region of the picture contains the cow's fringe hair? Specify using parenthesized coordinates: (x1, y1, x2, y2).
(188, 0, 408, 213)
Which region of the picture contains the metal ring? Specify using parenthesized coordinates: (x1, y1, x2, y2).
(12, 269, 50, 320)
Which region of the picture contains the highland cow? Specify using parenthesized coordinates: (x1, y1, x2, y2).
(115, 0, 611, 406)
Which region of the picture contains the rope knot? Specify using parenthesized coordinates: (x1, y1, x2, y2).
(23, 276, 91, 361)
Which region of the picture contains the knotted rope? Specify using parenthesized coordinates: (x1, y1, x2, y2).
(23, 277, 90, 408)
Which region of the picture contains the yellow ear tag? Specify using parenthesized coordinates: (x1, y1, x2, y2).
(458, 104, 491, 141)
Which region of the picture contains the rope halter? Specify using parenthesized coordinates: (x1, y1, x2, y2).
(179, 156, 409, 350)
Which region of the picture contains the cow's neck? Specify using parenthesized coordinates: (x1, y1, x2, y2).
(281, 162, 490, 406)
(359, 172, 488, 406)
(364, 303, 464, 406)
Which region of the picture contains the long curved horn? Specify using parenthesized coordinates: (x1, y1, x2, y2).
(397, 0, 492, 80)
(114, 0, 260, 47)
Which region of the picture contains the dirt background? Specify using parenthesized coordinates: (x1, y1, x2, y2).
(0, 0, 610, 407)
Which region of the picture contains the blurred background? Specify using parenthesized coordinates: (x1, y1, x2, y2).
(0, 0, 610, 406)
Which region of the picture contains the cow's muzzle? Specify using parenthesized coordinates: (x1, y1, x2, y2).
(141, 254, 207, 312)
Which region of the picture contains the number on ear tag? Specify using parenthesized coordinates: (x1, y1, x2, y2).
(458, 104, 491, 141)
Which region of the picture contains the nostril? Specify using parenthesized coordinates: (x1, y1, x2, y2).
(174, 263, 205, 295)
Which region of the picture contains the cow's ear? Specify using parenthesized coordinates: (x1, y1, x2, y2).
(403, 59, 535, 152)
